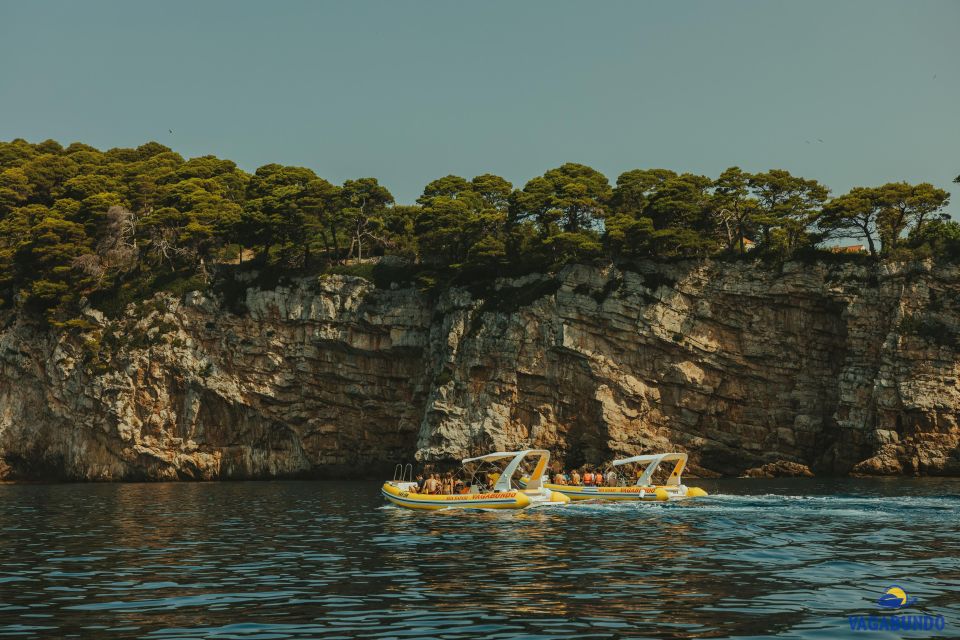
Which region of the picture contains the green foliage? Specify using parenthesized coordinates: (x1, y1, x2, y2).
(712, 166, 756, 254)
(907, 219, 960, 260)
(160, 274, 209, 297)
(340, 177, 394, 262)
(323, 262, 376, 281)
(591, 275, 623, 305)
(416, 173, 510, 271)
(474, 278, 562, 317)
(513, 163, 610, 235)
(0, 137, 955, 329)
(748, 170, 829, 254)
(821, 183, 950, 257)
(434, 367, 454, 387)
(509, 163, 609, 266)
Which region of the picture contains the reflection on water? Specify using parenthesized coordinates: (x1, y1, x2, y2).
(0, 478, 958, 638)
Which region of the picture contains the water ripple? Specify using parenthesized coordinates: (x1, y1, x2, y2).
(0, 477, 957, 638)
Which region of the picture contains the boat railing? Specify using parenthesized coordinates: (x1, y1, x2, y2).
(392, 463, 413, 483)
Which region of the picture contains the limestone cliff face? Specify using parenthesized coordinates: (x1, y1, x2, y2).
(0, 260, 957, 480)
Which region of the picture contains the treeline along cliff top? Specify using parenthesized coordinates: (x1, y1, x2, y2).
(0, 138, 957, 325)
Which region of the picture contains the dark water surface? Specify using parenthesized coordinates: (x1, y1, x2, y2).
(1, 478, 958, 639)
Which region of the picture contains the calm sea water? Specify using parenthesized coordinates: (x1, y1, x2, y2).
(1, 478, 958, 639)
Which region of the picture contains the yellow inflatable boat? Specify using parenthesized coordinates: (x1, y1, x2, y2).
(525, 452, 708, 502)
(381, 449, 571, 511)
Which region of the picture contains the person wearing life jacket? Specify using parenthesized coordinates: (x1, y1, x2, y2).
(583, 470, 595, 486)
(595, 471, 604, 487)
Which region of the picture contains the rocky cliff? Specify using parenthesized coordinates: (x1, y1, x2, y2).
(0, 260, 957, 480)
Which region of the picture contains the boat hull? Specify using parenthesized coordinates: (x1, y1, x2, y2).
(380, 482, 532, 510)
(524, 481, 708, 501)
(540, 483, 669, 501)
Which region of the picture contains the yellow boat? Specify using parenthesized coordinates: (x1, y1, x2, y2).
(381, 449, 572, 511)
(525, 452, 708, 502)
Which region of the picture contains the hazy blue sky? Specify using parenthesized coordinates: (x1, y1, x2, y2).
(1, 1, 957, 210)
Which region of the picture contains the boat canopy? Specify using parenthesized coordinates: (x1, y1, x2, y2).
(612, 452, 688, 487)
(462, 449, 551, 492)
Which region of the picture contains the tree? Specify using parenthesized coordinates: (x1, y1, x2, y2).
(18, 210, 94, 319)
(417, 175, 476, 206)
(712, 167, 756, 253)
(644, 173, 721, 256)
(603, 169, 676, 259)
(242, 164, 317, 260)
(124, 150, 185, 213)
(72, 205, 140, 286)
(873, 182, 950, 251)
(646, 173, 713, 231)
(171, 155, 247, 203)
(298, 178, 342, 264)
(0, 139, 38, 170)
(908, 219, 960, 259)
(0, 205, 41, 305)
(748, 170, 829, 252)
(470, 174, 512, 212)
(0, 168, 32, 216)
(20, 154, 78, 205)
(822, 183, 950, 257)
(604, 212, 654, 259)
(138, 174, 244, 276)
(820, 188, 882, 257)
(515, 163, 610, 234)
(415, 196, 473, 266)
(340, 178, 394, 262)
(380, 205, 419, 260)
(415, 174, 510, 268)
(510, 164, 609, 265)
(608, 168, 676, 216)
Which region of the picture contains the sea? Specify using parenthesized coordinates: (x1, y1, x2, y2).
(0, 478, 957, 639)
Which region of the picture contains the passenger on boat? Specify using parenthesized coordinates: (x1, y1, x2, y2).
(415, 474, 425, 492)
(424, 473, 440, 494)
(607, 469, 620, 487)
(571, 469, 581, 486)
(605, 469, 618, 487)
(442, 473, 454, 495)
(552, 470, 566, 485)
(595, 471, 604, 487)
(583, 470, 595, 486)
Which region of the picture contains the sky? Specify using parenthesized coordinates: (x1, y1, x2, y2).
(1, 0, 957, 211)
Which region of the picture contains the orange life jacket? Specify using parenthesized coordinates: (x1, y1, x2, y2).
(584, 472, 594, 484)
